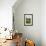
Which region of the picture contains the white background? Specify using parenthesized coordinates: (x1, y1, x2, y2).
(0, 0, 16, 30)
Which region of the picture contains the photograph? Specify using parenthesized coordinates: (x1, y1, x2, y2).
(0, 0, 46, 46)
(24, 14, 33, 26)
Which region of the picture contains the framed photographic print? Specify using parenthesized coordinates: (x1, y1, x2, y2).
(24, 14, 33, 26)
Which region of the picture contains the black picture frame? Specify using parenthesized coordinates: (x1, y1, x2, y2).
(24, 14, 33, 26)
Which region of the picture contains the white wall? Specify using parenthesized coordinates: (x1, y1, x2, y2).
(41, 0, 46, 46)
(13, 0, 41, 46)
(0, 0, 16, 30)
